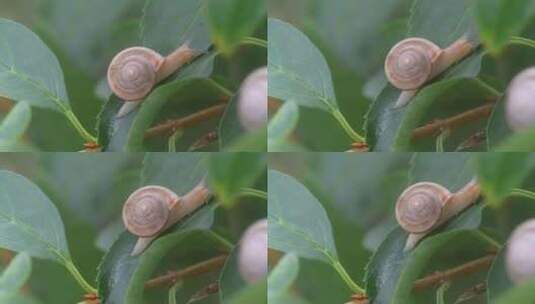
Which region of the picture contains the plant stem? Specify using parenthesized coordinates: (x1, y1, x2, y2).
(145, 255, 227, 289)
(510, 188, 535, 200)
(207, 230, 234, 251)
(332, 260, 365, 294)
(412, 103, 495, 141)
(64, 260, 98, 294)
(241, 37, 268, 48)
(239, 188, 267, 200)
(144, 103, 228, 139)
(64, 110, 97, 143)
(331, 109, 365, 143)
(412, 254, 495, 292)
(510, 36, 535, 49)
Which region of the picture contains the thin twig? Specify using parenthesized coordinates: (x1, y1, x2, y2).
(144, 102, 228, 140)
(145, 255, 228, 289)
(186, 282, 220, 304)
(411, 103, 495, 141)
(412, 254, 496, 292)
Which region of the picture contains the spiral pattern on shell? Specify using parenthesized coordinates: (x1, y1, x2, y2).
(122, 185, 178, 237)
(238, 219, 268, 284)
(108, 47, 163, 101)
(505, 67, 535, 132)
(395, 182, 451, 233)
(385, 38, 441, 90)
(506, 219, 535, 283)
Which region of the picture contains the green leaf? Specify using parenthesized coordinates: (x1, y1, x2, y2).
(495, 128, 535, 152)
(268, 19, 337, 112)
(219, 94, 245, 149)
(365, 205, 484, 303)
(487, 248, 514, 302)
(392, 230, 498, 304)
(0, 170, 70, 262)
(126, 78, 229, 151)
(206, 0, 265, 55)
(141, 0, 212, 54)
(475, 0, 534, 55)
(208, 153, 266, 207)
(268, 101, 299, 152)
(493, 281, 535, 304)
(97, 204, 217, 304)
(268, 170, 337, 263)
(142, 152, 208, 194)
(0, 19, 69, 112)
(408, 0, 479, 48)
(0, 252, 31, 298)
(476, 153, 534, 206)
(409, 153, 476, 191)
(219, 245, 245, 303)
(268, 253, 299, 300)
(227, 279, 267, 304)
(0, 101, 31, 150)
(487, 96, 512, 149)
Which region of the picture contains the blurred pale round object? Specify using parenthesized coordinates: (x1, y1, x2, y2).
(238, 219, 268, 283)
(238, 67, 268, 132)
(505, 67, 535, 132)
(506, 219, 535, 283)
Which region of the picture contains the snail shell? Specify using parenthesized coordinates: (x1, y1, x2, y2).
(238, 219, 268, 284)
(107, 47, 164, 101)
(238, 67, 268, 132)
(505, 67, 535, 132)
(385, 38, 442, 90)
(122, 185, 179, 237)
(395, 182, 451, 234)
(506, 219, 535, 283)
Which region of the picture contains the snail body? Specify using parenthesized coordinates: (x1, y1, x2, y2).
(505, 67, 535, 132)
(238, 67, 268, 132)
(506, 219, 535, 283)
(108, 43, 198, 101)
(238, 219, 268, 283)
(396, 179, 481, 250)
(385, 36, 475, 107)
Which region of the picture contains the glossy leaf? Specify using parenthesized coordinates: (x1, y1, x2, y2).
(206, 0, 265, 55)
(268, 170, 338, 263)
(0, 19, 69, 112)
(409, 153, 475, 191)
(97, 204, 217, 304)
(0, 170, 70, 262)
(268, 19, 337, 112)
(487, 249, 514, 302)
(208, 152, 266, 207)
(219, 245, 245, 303)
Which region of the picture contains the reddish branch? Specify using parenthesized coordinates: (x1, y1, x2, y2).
(144, 255, 228, 289)
(412, 254, 496, 292)
(411, 103, 495, 141)
(144, 102, 228, 140)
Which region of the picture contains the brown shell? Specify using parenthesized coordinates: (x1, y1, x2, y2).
(122, 185, 178, 237)
(385, 38, 441, 90)
(395, 182, 451, 233)
(107, 47, 163, 101)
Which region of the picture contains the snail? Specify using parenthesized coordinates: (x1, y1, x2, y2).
(385, 36, 475, 108)
(123, 180, 211, 256)
(506, 219, 535, 283)
(108, 43, 199, 118)
(238, 67, 268, 132)
(396, 179, 481, 250)
(238, 219, 268, 283)
(505, 67, 535, 132)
